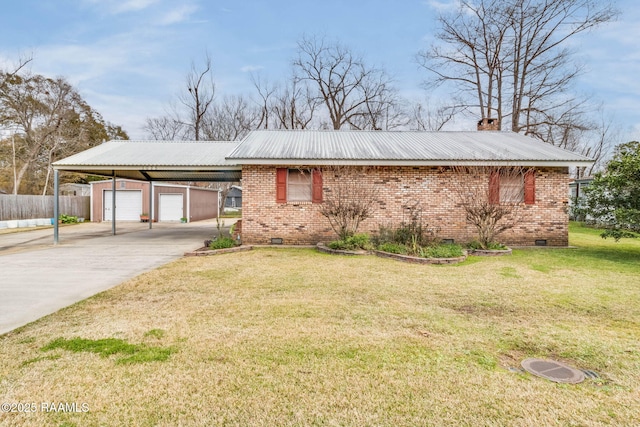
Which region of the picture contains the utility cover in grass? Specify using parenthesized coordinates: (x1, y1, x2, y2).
(521, 358, 585, 384)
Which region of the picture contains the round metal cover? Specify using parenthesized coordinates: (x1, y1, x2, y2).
(521, 358, 585, 384)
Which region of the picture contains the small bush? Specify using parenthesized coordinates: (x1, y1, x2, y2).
(328, 240, 350, 250)
(59, 214, 78, 224)
(378, 242, 408, 254)
(347, 233, 371, 249)
(421, 244, 464, 258)
(328, 233, 372, 251)
(209, 237, 236, 250)
(467, 240, 507, 250)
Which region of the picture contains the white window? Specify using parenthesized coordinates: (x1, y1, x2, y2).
(287, 169, 312, 202)
(499, 174, 524, 203)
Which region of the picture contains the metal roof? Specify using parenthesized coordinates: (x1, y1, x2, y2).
(53, 140, 241, 181)
(228, 130, 594, 166)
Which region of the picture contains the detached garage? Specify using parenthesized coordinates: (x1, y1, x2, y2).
(91, 179, 220, 223)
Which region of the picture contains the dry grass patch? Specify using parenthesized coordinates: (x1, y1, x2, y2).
(0, 224, 639, 425)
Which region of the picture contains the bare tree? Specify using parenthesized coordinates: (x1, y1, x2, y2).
(294, 35, 401, 130)
(144, 115, 186, 140)
(319, 165, 379, 240)
(251, 73, 277, 129)
(203, 95, 259, 141)
(179, 53, 216, 141)
(272, 80, 320, 130)
(449, 165, 533, 248)
(0, 54, 32, 90)
(252, 72, 321, 130)
(409, 99, 464, 131)
(418, 0, 617, 138)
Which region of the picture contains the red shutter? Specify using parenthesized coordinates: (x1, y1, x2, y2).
(312, 168, 323, 203)
(489, 171, 500, 204)
(524, 169, 536, 205)
(276, 168, 287, 203)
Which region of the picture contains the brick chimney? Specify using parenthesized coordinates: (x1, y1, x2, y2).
(477, 118, 499, 131)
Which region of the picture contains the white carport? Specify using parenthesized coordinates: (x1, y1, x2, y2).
(52, 140, 241, 244)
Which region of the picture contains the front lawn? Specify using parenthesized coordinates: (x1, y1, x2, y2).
(1, 224, 639, 426)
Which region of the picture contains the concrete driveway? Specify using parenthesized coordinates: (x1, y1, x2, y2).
(0, 220, 233, 335)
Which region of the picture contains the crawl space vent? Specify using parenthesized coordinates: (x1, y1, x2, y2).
(521, 358, 585, 384)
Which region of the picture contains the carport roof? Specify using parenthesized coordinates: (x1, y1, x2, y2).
(53, 140, 241, 181)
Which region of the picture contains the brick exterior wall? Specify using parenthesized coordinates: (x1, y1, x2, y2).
(241, 165, 570, 246)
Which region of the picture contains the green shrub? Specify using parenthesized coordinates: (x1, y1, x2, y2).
(328, 240, 350, 250)
(467, 240, 507, 250)
(421, 243, 464, 258)
(372, 219, 438, 250)
(59, 214, 78, 224)
(327, 233, 372, 251)
(209, 237, 236, 250)
(347, 233, 371, 249)
(378, 242, 408, 254)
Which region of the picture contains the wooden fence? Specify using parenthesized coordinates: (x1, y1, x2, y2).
(0, 195, 90, 220)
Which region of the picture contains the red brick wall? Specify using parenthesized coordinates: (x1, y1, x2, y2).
(241, 165, 570, 246)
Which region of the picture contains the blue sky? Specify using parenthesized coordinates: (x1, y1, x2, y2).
(0, 0, 638, 142)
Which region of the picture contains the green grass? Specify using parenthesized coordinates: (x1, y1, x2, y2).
(0, 223, 639, 426)
(40, 336, 176, 364)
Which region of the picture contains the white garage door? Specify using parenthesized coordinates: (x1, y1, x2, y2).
(103, 190, 143, 221)
(159, 193, 184, 222)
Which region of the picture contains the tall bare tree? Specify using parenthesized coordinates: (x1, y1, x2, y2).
(294, 35, 402, 130)
(418, 0, 617, 137)
(180, 53, 215, 141)
(252, 73, 320, 130)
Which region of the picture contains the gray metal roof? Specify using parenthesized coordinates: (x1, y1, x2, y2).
(228, 130, 594, 166)
(53, 140, 241, 181)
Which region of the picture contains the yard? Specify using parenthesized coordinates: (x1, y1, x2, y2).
(0, 223, 639, 426)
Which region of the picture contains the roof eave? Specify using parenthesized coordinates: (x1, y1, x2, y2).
(229, 158, 594, 167)
(52, 164, 242, 171)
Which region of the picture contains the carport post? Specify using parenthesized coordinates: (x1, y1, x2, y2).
(149, 181, 153, 229)
(112, 172, 116, 235)
(53, 169, 59, 244)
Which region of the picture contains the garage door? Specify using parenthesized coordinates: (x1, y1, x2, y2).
(103, 190, 142, 221)
(159, 193, 184, 222)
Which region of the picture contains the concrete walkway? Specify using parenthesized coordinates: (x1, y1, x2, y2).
(0, 220, 234, 335)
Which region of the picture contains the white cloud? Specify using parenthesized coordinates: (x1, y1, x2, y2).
(424, 0, 459, 12)
(82, 0, 160, 14)
(240, 65, 263, 73)
(157, 4, 199, 25)
(113, 0, 159, 13)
